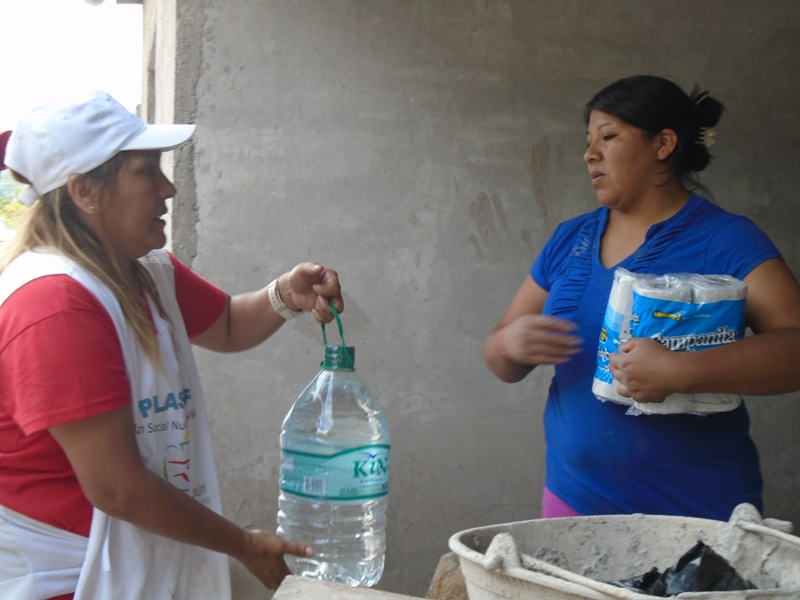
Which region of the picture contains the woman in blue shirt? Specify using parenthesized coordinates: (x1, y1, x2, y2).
(483, 75, 800, 520)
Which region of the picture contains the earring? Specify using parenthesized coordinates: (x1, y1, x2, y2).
(89, 205, 95, 211)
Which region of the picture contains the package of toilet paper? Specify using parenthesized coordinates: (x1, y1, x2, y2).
(592, 268, 747, 415)
(593, 268, 639, 407)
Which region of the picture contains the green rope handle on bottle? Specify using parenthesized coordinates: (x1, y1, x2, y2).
(321, 301, 355, 369)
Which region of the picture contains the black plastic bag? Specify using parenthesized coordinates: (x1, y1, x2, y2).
(608, 541, 756, 596)
(611, 567, 661, 593)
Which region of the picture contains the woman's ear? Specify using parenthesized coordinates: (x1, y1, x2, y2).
(66, 174, 101, 216)
(656, 129, 679, 161)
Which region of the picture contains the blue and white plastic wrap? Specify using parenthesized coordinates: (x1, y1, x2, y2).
(592, 268, 747, 415)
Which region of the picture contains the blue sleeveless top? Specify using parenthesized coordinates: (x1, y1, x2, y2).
(532, 194, 781, 519)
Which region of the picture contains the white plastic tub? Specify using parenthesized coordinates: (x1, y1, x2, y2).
(448, 504, 800, 600)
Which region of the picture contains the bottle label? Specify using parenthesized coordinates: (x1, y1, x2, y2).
(280, 444, 390, 500)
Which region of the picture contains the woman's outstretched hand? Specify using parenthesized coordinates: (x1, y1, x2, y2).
(500, 314, 582, 366)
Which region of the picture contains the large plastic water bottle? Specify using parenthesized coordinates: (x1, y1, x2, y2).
(277, 322, 390, 587)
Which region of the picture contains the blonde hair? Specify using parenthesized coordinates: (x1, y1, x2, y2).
(0, 152, 167, 367)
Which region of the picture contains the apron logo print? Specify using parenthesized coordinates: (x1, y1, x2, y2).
(168, 459, 190, 482)
(163, 432, 192, 492)
(138, 388, 192, 418)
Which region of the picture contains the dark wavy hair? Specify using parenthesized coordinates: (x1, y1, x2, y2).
(584, 75, 725, 188)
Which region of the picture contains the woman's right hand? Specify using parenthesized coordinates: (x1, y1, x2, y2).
(499, 314, 582, 366)
(484, 277, 582, 383)
(237, 529, 314, 590)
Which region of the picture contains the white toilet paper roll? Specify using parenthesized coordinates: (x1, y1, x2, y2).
(633, 275, 693, 303)
(632, 393, 741, 416)
(592, 378, 632, 406)
(593, 268, 638, 406)
(690, 274, 747, 303)
(607, 268, 638, 342)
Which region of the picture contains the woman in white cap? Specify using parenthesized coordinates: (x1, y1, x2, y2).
(0, 91, 342, 599)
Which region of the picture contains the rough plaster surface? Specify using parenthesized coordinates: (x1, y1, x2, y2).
(150, 1, 800, 597)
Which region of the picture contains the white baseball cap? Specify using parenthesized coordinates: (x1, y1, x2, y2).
(5, 91, 196, 206)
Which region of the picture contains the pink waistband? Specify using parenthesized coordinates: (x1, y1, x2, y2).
(541, 487, 582, 518)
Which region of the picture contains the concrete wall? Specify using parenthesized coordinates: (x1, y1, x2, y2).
(144, 1, 800, 597)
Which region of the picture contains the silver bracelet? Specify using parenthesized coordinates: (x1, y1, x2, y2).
(268, 278, 301, 320)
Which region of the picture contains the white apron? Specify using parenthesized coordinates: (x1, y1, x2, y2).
(0, 504, 86, 599)
(0, 249, 232, 600)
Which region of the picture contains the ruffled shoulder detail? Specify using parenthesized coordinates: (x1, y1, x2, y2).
(545, 210, 602, 319)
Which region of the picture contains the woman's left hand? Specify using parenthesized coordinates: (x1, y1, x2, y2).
(236, 529, 313, 590)
(279, 262, 343, 323)
(609, 338, 682, 402)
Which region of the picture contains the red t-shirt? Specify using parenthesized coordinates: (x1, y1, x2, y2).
(0, 253, 227, 538)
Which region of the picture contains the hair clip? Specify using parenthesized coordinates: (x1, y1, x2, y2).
(696, 127, 717, 148)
